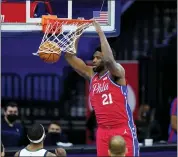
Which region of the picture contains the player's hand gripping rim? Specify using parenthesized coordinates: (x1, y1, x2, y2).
(92, 20, 103, 33)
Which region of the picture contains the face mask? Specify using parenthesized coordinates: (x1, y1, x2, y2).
(48, 132, 61, 139)
(47, 132, 61, 144)
(7, 114, 18, 123)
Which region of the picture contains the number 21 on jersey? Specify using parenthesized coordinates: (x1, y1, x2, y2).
(102, 93, 113, 105)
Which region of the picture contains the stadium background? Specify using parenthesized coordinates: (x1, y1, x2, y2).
(1, 0, 177, 155)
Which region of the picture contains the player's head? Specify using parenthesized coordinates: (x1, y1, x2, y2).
(92, 47, 116, 73)
(108, 135, 127, 157)
(27, 123, 46, 144)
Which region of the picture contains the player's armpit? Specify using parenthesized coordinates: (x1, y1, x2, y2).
(65, 53, 93, 79)
(106, 61, 125, 78)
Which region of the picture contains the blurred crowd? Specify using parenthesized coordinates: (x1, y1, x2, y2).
(1, 96, 177, 152)
(1, 101, 129, 157)
(1, 102, 72, 149)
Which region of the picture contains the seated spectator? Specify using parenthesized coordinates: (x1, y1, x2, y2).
(135, 104, 151, 142)
(1, 102, 25, 147)
(108, 135, 127, 157)
(168, 97, 177, 143)
(138, 104, 151, 122)
(135, 104, 161, 142)
(44, 121, 69, 146)
(148, 108, 162, 142)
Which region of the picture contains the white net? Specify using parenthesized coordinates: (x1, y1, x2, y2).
(33, 20, 92, 56)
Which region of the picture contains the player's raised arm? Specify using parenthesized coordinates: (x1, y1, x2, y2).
(93, 21, 125, 78)
(64, 29, 93, 80)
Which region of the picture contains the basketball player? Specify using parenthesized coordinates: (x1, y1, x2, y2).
(14, 123, 66, 157)
(65, 21, 139, 156)
(108, 135, 127, 157)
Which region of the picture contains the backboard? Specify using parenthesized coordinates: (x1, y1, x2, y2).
(1, 0, 121, 37)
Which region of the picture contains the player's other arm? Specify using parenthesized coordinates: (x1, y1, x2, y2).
(14, 151, 20, 157)
(46, 152, 57, 157)
(93, 21, 125, 78)
(46, 148, 67, 157)
(171, 115, 177, 131)
(170, 100, 177, 131)
(65, 35, 93, 80)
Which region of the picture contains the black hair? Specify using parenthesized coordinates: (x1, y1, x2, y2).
(95, 46, 116, 59)
(27, 123, 44, 142)
(4, 102, 18, 111)
(49, 121, 60, 127)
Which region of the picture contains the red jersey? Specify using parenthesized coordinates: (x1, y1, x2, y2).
(89, 71, 134, 127)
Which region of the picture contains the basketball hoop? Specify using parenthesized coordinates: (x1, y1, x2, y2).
(33, 15, 93, 57)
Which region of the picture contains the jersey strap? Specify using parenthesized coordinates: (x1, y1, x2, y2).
(18, 149, 22, 157)
(44, 150, 48, 157)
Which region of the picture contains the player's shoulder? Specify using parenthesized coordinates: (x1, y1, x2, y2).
(14, 147, 27, 157)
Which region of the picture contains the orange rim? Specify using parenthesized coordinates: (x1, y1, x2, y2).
(41, 15, 93, 33)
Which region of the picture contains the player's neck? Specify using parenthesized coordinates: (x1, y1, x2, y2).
(27, 143, 43, 151)
(98, 68, 108, 77)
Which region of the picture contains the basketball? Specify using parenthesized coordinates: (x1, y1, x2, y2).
(38, 41, 61, 63)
